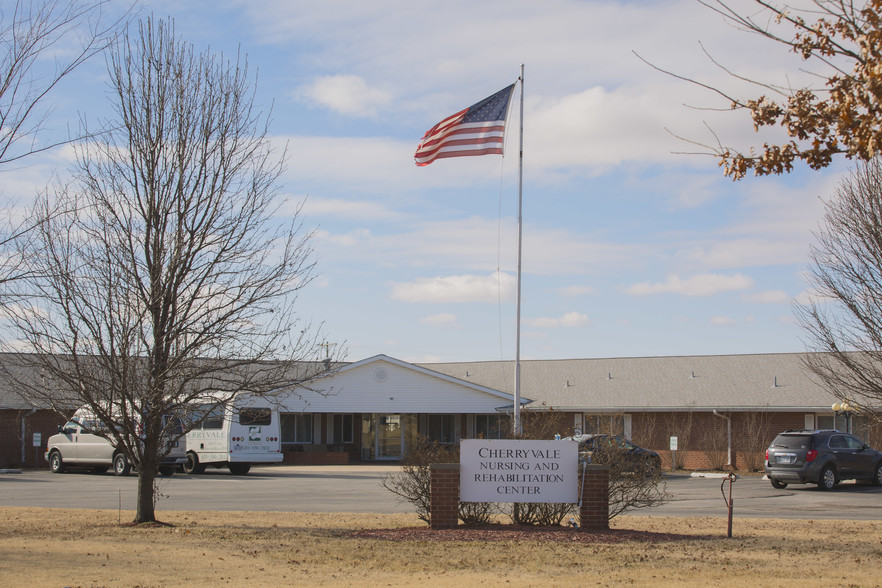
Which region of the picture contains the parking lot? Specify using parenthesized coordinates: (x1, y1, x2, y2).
(2, 466, 882, 520)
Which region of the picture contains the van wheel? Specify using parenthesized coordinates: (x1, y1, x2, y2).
(229, 463, 251, 475)
(158, 465, 176, 476)
(49, 451, 65, 473)
(113, 453, 131, 476)
(184, 453, 206, 474)
(770, 478, 787, 489)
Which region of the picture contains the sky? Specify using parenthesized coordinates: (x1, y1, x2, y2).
(1, 0, 855, 364)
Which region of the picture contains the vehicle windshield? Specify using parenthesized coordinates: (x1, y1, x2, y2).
(771, 434, 812, 449)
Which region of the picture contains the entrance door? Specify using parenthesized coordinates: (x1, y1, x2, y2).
(376, 414, 402, 459)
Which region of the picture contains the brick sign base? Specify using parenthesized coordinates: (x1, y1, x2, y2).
(429, 463, 610, 531)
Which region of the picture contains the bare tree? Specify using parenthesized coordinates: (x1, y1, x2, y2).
(0, 0, 124, 286)
(2, 17, 336, 524)
(0, 0, 122, 165)
(795, 158, 882, 422)
(647, 1, 882, 179)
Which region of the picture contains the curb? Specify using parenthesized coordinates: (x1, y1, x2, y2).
(0, 469, 23, 474)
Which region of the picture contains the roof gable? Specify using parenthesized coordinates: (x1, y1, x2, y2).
(282, 354, 518, 413)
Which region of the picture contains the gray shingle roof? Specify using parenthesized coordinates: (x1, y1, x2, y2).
(421, 352, 839, 412)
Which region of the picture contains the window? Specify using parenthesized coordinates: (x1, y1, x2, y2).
(426, 414, 456, 443)
(474, 414, 504, 439)
(844, 435, 865, 450)
(238, 408, 271, 426)
(281, 413, 313, 444)
(582, 414, 625, 436)
(202, 405, 225, 430)
(816, 415, 835, 430)
(332, 414, 353, 444)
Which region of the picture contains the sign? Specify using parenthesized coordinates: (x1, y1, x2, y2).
(670, 436, 678, 451)
(32, 433, 41, 447)
(460, 439, 578, 503)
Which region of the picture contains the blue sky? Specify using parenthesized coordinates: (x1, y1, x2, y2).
(3, 0, 851, 363)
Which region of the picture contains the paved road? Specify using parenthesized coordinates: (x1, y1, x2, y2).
(2, 466, 881, 520)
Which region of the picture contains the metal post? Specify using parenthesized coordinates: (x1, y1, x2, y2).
(513, 64, 524, 436)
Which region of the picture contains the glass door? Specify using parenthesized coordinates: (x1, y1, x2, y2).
(376, 414, 402, 459)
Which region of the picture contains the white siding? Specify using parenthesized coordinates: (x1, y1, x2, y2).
(280, 359, 511, 414)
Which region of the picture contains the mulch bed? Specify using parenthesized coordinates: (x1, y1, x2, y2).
(348, 524, 704, 543)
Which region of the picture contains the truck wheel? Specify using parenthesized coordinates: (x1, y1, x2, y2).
(184, 453, 206, 474)
(113, 453, 131, 476)
(49, 451, 65, 473)
(228, 463, 251, 475)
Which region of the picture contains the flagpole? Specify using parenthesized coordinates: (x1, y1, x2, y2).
(514, 64, 524, 435)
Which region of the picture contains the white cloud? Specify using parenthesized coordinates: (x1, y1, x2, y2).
(558, 285, 597, 297)
(626, 273, 754, 297)
(420, 313, 458, 325)
(391, 272, 515, 303)
(710, 316, 736, 326)
(301, 196, 406, 221)
(526, 312, 591, 328)
(295, 74, 392, 117)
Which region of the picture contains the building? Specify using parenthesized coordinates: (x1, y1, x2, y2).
(2, 351, 876, 470)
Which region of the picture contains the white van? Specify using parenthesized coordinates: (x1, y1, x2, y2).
(183, 399, 282, 475)
(45, 407, 186, 476)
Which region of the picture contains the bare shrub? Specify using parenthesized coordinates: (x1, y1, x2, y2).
(739, 411, 774, 472)
(701, 422, 729, 471)
(583, 438, 670, 520)
(380, 436, 495, 525)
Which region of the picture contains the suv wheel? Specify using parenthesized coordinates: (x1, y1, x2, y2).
(770, 478, 787, 489)
(873, 462, 882, 487)
(113, 453, 131, 476)
(48, 451, 65, 473)
(817, 466, 837, 490)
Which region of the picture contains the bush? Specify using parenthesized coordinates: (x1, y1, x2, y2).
(381, 436, 495, 525)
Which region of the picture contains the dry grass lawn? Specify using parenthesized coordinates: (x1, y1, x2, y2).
(1, 507, 880, 587)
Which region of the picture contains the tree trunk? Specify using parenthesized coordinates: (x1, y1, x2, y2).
(134, 456, 158, 523)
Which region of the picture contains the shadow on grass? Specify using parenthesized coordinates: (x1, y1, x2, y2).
(346, 524, 711, 543)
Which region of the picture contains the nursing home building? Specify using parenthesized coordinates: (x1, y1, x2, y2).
(276, 352, 869, 470)
(2, 352, 874, 470)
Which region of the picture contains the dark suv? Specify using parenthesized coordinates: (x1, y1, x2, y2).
(765, 430, 882, 490)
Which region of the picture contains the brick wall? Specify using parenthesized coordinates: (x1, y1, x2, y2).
(630, 411, 809, 471)
(579, 464, 609, 532)
(0, 409, 68, 469)
(429, 463, 459, 529)
(282, 451, 351, 465)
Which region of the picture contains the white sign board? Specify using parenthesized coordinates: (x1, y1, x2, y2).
(670, 436, 678, 451)
(460, 439, 578, 503)
(32, 432, 41, 447)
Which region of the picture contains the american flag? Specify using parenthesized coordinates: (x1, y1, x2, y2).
(414, 83, 516, 166)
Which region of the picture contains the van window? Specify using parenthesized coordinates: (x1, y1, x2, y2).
(202, 405, 225, 430)
(239, 408, 271, 426)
